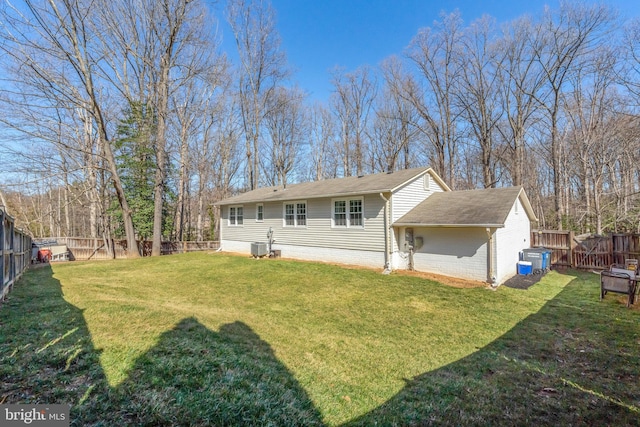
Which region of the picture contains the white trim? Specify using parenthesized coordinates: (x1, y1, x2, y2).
(390, 168, 451, 193)
(393, 223, 505, 228)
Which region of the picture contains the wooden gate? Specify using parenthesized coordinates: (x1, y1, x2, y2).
(531, 230, 573, 268)
(532, 230, 640, 270)
(573, 236, 613, 270)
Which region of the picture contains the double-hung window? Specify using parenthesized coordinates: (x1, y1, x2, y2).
(229, 206, 243, 226)
(296, 203, 306, 226)
(349, 199, 363, 226)
(334, 200, 347, 226)
(256, 204, 264, 222)
(333, 197, 364, 228)
(284, 201, 306, 227)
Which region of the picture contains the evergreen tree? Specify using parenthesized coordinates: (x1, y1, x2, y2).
(112, 102, 157, 240)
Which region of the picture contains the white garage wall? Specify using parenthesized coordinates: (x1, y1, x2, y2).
(494, 197, 531, 284)
(411, 227, 489, 282)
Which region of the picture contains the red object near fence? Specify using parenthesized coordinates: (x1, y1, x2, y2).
(38, 249, 51, 262)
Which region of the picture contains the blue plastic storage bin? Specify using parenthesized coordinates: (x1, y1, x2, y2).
(521, 248, 552, 272)
(517, 261, 532, 275)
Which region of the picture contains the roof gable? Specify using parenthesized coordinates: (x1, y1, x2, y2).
(394, 186, 537, 227)
(216, 167, 449, 205)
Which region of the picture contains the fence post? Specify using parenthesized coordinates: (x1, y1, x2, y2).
(568, 230, 575, 268)
(0, 208, 4, 298)
(0, 208, 32, 302)
(9, 216, 14, 291)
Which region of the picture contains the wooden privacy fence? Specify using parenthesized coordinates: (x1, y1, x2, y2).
(1, 208, 32, 300)
(33, 237, 220, 261)
(532, 230, 640, 270)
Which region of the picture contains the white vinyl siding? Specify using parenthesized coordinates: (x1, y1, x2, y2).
(392, 171, 446, 223)
(390, 171, 446, 253)
(220, 194, 386, 253)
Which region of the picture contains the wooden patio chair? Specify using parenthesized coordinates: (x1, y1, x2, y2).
(600, 270, 636, 307)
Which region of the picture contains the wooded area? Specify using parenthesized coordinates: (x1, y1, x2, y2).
(0, 1, 639, 257)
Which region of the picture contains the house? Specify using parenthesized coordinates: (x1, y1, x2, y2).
(215, 167, 537, 285)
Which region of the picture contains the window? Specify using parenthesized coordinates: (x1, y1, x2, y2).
(229, 206, 243, 226)
(423, 174, 431, 190)
(284, 203, 295, 226)
(349, 199, 363, 226)
(296, 203, 306, 226)
(333, 197, 364, 228)
(284, 201, 306, 227)
(334, 200, 346, 226)
(256, 204, 264, 222)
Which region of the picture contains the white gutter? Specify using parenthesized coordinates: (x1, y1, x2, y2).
(379, 192, 391, 273)
(217, 189, 398, 206)
(393, 223, 505, 228)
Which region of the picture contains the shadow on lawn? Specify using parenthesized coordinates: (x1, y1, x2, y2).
(98, 318, 324, 426)
(345, 270, 640, 426)
(1, 265, 323, 426)
(2, 266, 640, 426)
(0, 264, 104, 407)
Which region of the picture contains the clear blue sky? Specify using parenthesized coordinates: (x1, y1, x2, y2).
(218, 1, 638, 102)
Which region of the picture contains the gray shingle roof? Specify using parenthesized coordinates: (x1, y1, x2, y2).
(216, 167, 444, 205)
(394, 186, 537, 227)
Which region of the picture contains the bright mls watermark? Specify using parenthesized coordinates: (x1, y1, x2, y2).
(1, 405, 69, 426)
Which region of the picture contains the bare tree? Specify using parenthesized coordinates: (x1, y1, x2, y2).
(620, 18, 640, 105)
(171, 53, 229, 241)
(494, 16, 547, 187)
(80, 0, 218, 252)
(563, 45, 620, 234)
(0, 0, 141, 256)
(308, 103, 339, 180)
(330, 66, 377, 177)
(531, 3, 615, 229)
(262, 86, 307, 186)
(207, 94, 243, 238)
(226, 0, 289, 190)
(454, 15, 503, 188)
(372, 56, 421, 173)
(406, 11, 464, 187)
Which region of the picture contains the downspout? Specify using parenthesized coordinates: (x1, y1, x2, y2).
(486, 227, 496, 286)
(379, 193, 391, 273)
(217, 205, 224, 252)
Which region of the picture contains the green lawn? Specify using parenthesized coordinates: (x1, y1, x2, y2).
(1, 252, 639, 426)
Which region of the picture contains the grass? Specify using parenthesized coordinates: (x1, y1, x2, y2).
(0, 252, 639, 426)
